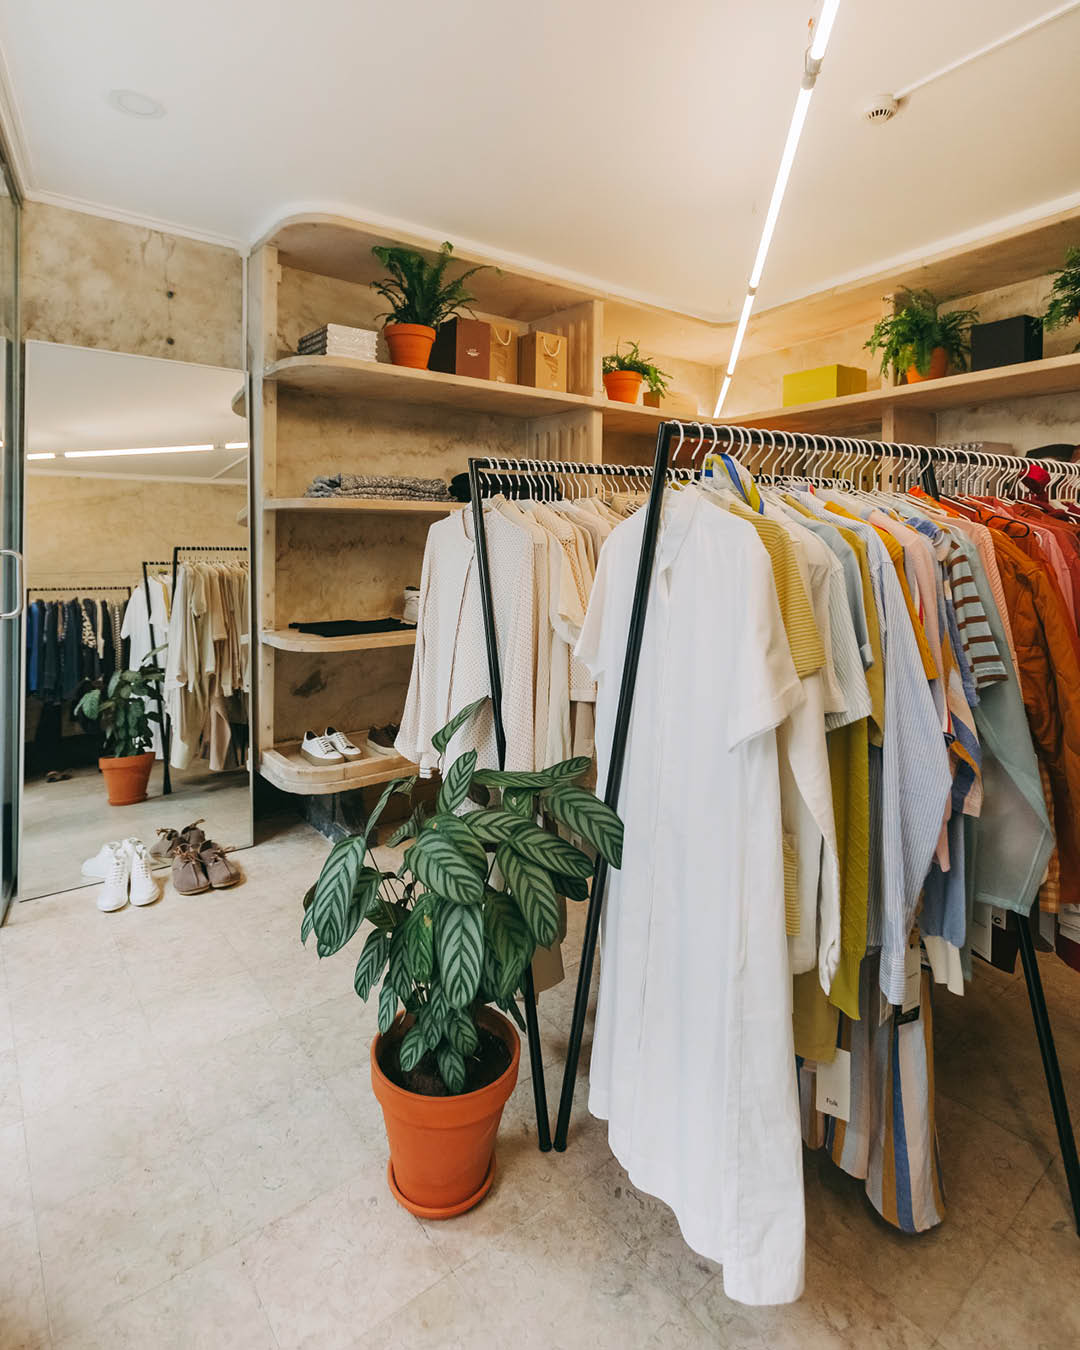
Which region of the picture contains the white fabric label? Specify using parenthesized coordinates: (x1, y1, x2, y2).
(815, 1049, 851, 1122)
(902, 937, 922, 1013)
(970, 903, 992, 961)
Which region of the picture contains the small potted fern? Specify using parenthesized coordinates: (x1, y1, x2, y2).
(302, 697, 623, 1219)
(1043, 245, 1080, 350)
(602, 340, 670, 404)
(865, 290, 979, 384)
(371, 242, 488, 370)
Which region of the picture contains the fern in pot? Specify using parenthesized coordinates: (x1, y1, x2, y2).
(865, 290, 979, 384)
(1043, 245, 1080, 350)
(302, 697, 623, 1218)
(370, 241, 488, 370)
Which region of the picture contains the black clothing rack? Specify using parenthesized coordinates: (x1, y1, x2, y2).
(468, 429, 1080, 1234)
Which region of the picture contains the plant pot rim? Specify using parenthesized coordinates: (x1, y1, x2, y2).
(99, 750, 155, 766)
(604, 369, 643, 380)
(371, 1006, 520, 1108)
(384, 322, 436, 335)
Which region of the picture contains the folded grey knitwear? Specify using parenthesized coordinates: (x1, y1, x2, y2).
(305, 473, 452, 501)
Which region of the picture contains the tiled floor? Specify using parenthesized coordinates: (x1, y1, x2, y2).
(1, 817, 1079, 1348)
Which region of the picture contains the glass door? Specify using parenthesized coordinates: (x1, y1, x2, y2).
(0, 155, 21, 919)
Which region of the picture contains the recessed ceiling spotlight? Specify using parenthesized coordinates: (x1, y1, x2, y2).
(107, 89, 166, 119)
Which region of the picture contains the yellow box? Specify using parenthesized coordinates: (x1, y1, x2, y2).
(782, 364, 867, 406)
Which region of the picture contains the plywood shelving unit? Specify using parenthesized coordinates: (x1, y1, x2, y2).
(261, 628, 416, 654)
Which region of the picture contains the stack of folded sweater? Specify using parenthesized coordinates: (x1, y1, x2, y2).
(304, 473, 453, 502)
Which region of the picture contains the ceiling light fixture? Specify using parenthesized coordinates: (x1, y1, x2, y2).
(26, 452, 54, 461)
(63, 444, 214, 459)
(715, 1, 841, 415)
(107, 89, 166, 119)
(224, 442, 249, 450)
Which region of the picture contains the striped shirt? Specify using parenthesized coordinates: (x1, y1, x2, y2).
(944, 538, 1009, 692)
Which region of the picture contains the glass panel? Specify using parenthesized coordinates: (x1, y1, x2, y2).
(19, 344, 252, 900)
(0, 159, 20, 916)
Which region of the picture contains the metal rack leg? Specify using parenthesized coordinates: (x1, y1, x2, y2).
(467, 458, 550, 1152)
(1016, 914, 1080, 1233)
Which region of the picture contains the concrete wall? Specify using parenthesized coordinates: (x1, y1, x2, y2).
(25, 473, 247, 588)
(21, 202, 243, 369)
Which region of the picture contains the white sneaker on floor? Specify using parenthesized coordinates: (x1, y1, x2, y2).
(324, 727, 364, 761)
(125, 838, 160, 907)
(82, 841, 120, 880)
(300, 731, 344, 765)
(96, 843, 130, 912)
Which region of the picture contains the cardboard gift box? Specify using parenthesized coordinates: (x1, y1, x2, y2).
(429, 318, 491, 379)
(519, 331, 568, 392)
(488, 322, 519, 384)
(782, 363, 867, 406)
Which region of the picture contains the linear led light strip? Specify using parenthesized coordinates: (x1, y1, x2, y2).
(27, 441, 248, 461)
(715, 0, 841, 416)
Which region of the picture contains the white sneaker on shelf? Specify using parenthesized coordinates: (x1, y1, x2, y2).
(96, 843, 130, 912)
(125, 839, 160, 907)
(82, 841, 120, 880)
(324, 727, 364, 761)
(300, 731, 344, 766)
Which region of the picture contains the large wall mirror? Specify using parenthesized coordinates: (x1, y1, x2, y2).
(20, 343, 252, 899)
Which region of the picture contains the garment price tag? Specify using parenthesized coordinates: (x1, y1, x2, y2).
(815, 1049, 851, 1122)
(902, 935, 922, 1014)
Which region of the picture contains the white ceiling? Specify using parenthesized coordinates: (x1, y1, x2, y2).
(25, 342, 247, 479)
(1, 1, 1079, 321)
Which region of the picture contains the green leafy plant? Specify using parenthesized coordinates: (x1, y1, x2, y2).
(603, 339, 671, 396)
(864, 290, 979, 380)
(74, 657, 163, 757)
(370, 242, 489, 329)
(1043, 245, 1080, 346)
(301, 697, 623, 1095)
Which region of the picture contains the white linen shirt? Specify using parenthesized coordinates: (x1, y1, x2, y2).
(578, 487, 807, 1306)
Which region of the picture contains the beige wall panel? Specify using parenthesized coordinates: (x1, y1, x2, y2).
(25, 473, 247, 587)
(726, 319, 883, 417)
(937, 391, 1080, 452)
(273, 646, 415, 743)
(274, 512, 430, 624)
(22, 202, 243, 368)
(274, 391, 526, 497)
(277, 266, 383, 360)
(599, 334, 720, 418)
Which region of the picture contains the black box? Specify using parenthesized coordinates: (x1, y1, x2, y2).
(970, 315, 1043, 371)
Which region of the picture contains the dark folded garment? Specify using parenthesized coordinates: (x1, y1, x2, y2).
(288, 618, 414, 637)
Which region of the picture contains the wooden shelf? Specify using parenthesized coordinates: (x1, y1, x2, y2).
(731, 352, 1080, 435)
(264, 354, 597, 417)
(261, 628, 416, 653)
(263, 496, 464, 514)
(259, 729, 417, 796)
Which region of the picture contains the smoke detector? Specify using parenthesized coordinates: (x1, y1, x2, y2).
(864, 94, 899, 125)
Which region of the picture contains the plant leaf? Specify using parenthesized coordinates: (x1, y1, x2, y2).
(484, 890, 534, 999)
(364, 779, 403, 842)
(473, 769, 553, 789)
(436, 903, 484, 1009)
(421, 813, 488, 872)
(354, 929, 391, 999)
(378, 981, 399, 1034)
(405, 834, 484, 905)
(546, 755, 592, 782)
(388, 925, 413, 1000)
(502, 788, 536, 819)
(309, 836, 367, 951)
(507, 822, 593, 878)
(552, 871, 590, 903)
(466, 780, 491, 807)
(446, 1009, 479, 1056)
(422, 984, 450, 1049)
(437, 749, 476, 814)
(398, 1023, 427, 1073)
(497, 844, 559, 948)
(541, 786, 623, 868)
(431, 697, 487, 756)
(388, 802, 429, 847)
(462, 809, 526, 844)
(402, 894, 435, 982)
(436, 1043, 466, 1093)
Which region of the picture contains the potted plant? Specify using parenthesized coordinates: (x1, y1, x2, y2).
(74, 658, 163, 805)
(864, 290, 979, 384)
(1043, 245, 1080, 350)
(301, 697, 623, 1218)
(602, 340, 670, 404)
(642, 361, 672, 409)
(371, 242, 489, 370)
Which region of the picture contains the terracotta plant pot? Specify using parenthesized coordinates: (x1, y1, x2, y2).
(99, 751, 155, 806)
(371, 1007, 520, 1219)
(603, 370, 643, 403)
(643, 391, 662, 408)
(384, 323, 437, 370)
(905, 346, 949, 383)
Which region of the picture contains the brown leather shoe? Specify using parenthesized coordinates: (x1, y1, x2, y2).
(199, 842, 241, 889)
(179, 819, 206, 850)
(171, 845, 210, 895)
(149, 827, 180, 865)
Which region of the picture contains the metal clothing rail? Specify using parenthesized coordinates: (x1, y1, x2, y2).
(521, 422, 1080, 1238)
(170, 543, 248, 593)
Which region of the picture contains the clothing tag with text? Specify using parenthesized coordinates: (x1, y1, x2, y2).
(902, 935, 922, 1014)
(815, 1049, 851, 1122)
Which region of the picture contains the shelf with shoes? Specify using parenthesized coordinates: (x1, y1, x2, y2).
(260, 727, 416, 796)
